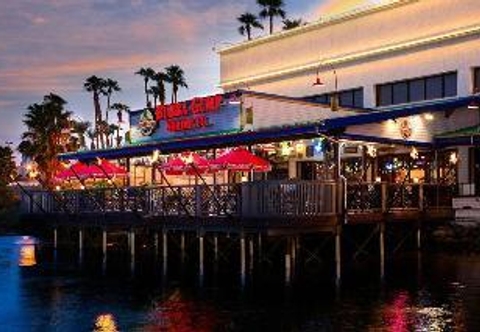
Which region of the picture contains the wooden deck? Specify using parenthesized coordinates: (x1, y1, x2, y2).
(19, 180, 455, 234)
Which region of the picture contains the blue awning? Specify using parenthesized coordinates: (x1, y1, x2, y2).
(58, 95, 479, 161)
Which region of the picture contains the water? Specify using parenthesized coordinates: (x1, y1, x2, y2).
(0, 235, 479, 331)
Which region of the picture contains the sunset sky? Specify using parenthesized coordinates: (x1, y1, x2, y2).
(0, 0, 375, 147)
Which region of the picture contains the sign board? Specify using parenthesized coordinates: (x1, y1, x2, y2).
(129, 93, 242, 144)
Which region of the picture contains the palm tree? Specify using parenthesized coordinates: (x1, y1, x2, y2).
(165, 65, 188, 103)
(71, 120, 91, 150)
(19, 93, 72, 187)
(153, 71, 168, 105)
(257, 0, 286, 34)
(110, 103, 130, 124)
(0, 145, 17, 210)
(237, 12, 264, 40)
(147, 86, 161, 109)
(282, 18, 304, 30)
(84, 75, 106, 148)
(102, 78, 121, 123)
(135, 67, 156, 106)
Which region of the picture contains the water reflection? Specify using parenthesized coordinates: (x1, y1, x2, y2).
(16, 236, 37, 267)
(93, 314, 118, 332)
(144, 289, 219, 331)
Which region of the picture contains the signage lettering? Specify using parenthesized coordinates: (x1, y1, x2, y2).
(155, 95, 223, 133)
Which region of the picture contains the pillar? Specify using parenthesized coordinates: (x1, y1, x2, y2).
(417, 222, 422, 251)
(129, 231, 135, 258)
(162, 230, 168, 276)
(249, 237, 254, 271)
(379, 223, 385, 280)
(53, 228, 58, 249)
(102, 230, 107, 257)
(181, 232, 186, 263)
(335, 225, 342, 286)
(154, 232, 159, 256)
(214, 235, 219, 262)
(285, 239, 292, 285)
(240, 234, 246, 286)
(199, 235, 204, 280)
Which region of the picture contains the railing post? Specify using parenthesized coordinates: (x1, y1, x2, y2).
(195, 185, 202, 217)
(419, 184, 424, 212)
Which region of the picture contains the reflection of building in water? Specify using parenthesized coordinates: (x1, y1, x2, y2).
(17, 236, 37, 267)
(94, 314, 118, 332)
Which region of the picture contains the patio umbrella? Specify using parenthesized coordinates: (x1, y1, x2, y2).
(210, 147, 271, 172)
(55, 161, 93, 180)
(159, 153, 211, 176)
(90, 159, 128, 178)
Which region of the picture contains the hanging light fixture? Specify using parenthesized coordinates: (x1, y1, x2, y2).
(410, 147, 419, 160)
(312, 67, 324, 87)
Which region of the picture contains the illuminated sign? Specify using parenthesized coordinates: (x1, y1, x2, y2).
(156, 95, 223, 132)
(129, 93, 241, 144)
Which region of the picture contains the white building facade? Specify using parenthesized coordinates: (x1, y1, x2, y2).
(218, 0, 480, 188)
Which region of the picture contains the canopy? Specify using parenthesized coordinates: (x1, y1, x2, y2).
(56, 162, 92, 180)
(90, 159, 128, 178)
(55, 160, 127, 180)
(211, 147, 271, 172)
(159, 153, 211, 175)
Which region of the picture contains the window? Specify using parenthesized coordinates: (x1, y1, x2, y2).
(304, 88, 364, 108)
(376, 72, 457, 107)
(474, 67, 480, 93)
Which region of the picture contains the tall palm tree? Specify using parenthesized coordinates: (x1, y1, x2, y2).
(135, 67, 156, 106)
(84, 75, 106, 149)
(0, 145, 17, 210)
(257, 0, 286, 34)
(153, 71, 168, 106)
(237, 12, 264, 40)
(282, 18, 304, 30)
(147, 86, 161, 109)
(19, 93, 72, 187)
(110, 103, 130, 124)
(102, 78, 121, 123)
(165, 65, 188, 103)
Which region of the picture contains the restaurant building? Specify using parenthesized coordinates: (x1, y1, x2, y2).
(59, 0, 480, 205)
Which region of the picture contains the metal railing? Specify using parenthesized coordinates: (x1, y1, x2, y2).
(20, 181, 457, 220)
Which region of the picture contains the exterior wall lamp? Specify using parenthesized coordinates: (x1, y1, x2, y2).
(313, 66, 339, 112)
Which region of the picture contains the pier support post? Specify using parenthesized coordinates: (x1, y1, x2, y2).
(249, 237, 254, 272)
(162, 230, 168, 277)
(214, 235, 218, 262)
(416, 222, 422, 251)
(129, 231, 135, 258)
(240, 234, 246, 286)
(257, 233, 263, 263)
(154, 232, 159, 257)
(285, 239, 292, 285)
(102, 230, 107, 257)
(335, 225, 342, 286)
(181, 232, 186, 264)
(53, 228, 58, 249)
(380, 223, 385, 280)
(102, 229, 107, 273)
(199, 234, 204, 282)
(78, 229, 83, 264)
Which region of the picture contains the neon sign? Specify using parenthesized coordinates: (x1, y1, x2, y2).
(129, 93, 241, 144)
(155, 95, 223, 132)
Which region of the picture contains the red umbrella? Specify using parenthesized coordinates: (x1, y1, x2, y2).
(90, 159, 128, 178)
(211, 147, 271, 172)
(56, 162, 93, 180)
(160, 153, 210, 175)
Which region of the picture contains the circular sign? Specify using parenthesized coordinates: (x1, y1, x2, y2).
(399, 119, 412, 139)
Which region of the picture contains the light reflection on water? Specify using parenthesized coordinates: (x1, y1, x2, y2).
(0, 235, 479, 331)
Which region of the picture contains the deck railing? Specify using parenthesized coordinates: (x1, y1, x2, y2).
(20, 181, 456, 219)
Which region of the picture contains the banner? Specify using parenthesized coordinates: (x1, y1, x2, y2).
(129, 93, 241, 144)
